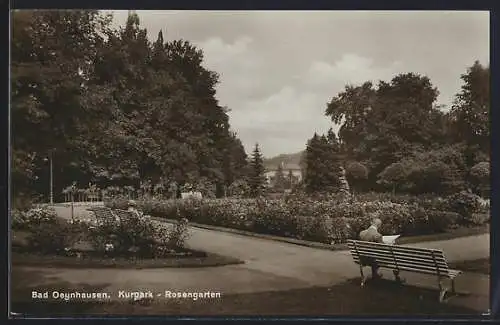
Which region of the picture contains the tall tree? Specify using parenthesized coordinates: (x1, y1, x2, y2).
(249, 143, 266, 197)
(449, 61, 490, 162)
(304, 132, 342, 194)
(11, 10, 114, 200)
(12, 10, 249, 202)
(325, 73, 443, 189)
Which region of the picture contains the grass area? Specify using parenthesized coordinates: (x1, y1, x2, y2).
(11, 251, 244, 269)
(448, 258, 490, 275)
(178, 219, 489, 251)
(10, 268, 478, 317)
(397, 224, 490, 245)
(12, 229, 243, 269)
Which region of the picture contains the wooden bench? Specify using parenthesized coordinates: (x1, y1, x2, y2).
(347, 239, 462, 302)
(113, 209, 137, 220)
(87, 207, 117, 223)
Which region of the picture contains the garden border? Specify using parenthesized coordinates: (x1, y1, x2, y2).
(152, 217, 490, 251)
(153, 217, 352, 251)
(11, 250, 245, 269)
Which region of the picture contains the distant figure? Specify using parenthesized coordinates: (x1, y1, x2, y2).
(127, 200, 141, 217)
(359, 218, 384, 279)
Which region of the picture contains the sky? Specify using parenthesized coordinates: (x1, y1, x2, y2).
(108, 10, 489, 158)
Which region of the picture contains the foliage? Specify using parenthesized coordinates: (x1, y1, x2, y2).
(470, 161, 490, 183)
(377, 162, 409, 195)
(12, 207, 83, 254)
(345, 162, 368, 195)
(446, 191, 481, 225)
(469, 161, 490, 196)
(12, 205, 190, 257)
(325, 74, 444, 185)
(11, 10, 248, 203)
(228, 179, 251, 198)
(346, 162, 368, 181)
(449, 61, 490, 155)
(86, 213, 157, 256)
(193, 177, 216, 198)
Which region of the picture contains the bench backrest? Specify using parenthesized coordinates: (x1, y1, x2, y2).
(88, 207, 115, 222)
(113, 209, 136, 220)
(347, 240, 451, 276)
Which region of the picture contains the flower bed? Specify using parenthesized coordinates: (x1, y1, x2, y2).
(11, 206, 191, 259)
(104, 195, 484, 244)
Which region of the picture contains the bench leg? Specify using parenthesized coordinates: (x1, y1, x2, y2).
(438, 278, 460, 303)
(359, 266, 366, 287)
(393, 270, 405, 284)
(439, 277, 460, 303)
(438, 279, 447, 303)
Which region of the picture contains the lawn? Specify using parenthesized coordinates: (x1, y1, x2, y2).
(181, 220, 489, 251)
(11, 267, 479, 317)
(448, 258, 490, 275)
(12, 227, 243, 269)
(11, 251, 244, 269)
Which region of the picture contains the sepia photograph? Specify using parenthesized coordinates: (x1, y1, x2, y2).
(10, 10, 490, 317)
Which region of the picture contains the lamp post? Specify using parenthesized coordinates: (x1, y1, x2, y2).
(43, 151, 54, 205)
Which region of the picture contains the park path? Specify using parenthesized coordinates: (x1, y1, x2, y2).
(16, 204, 490, 311)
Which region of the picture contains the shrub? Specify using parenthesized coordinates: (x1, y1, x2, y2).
(446, 192, 481, 225)
(85, 211, 190, 258)
(228, 179, 251, 198)
(377, 162, 410, 195)
(470, 213, 490, 226)
(14, 207, 75, 254)
(165, 218, 190, 248)
(427, 210, 460, 232)
(12, 209, 30, 231)
(104, 194, 470, 244)
(87, 214, 157, 256)
(346, 162, 368, 194)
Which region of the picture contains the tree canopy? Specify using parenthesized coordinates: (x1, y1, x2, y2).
(12, 10, 248, 201)
(323, 64, 489, 196)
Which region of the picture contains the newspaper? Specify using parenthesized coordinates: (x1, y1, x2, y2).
(382, 235, 401, 245)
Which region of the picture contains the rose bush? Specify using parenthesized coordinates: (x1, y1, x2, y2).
(11, 207, 83, 254)
(104, 194, 482, 244)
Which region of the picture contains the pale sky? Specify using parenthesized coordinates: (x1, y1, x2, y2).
(108, 10, 489, 158)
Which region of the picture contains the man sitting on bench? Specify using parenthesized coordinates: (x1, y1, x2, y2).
(359, 218, 384, 280)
